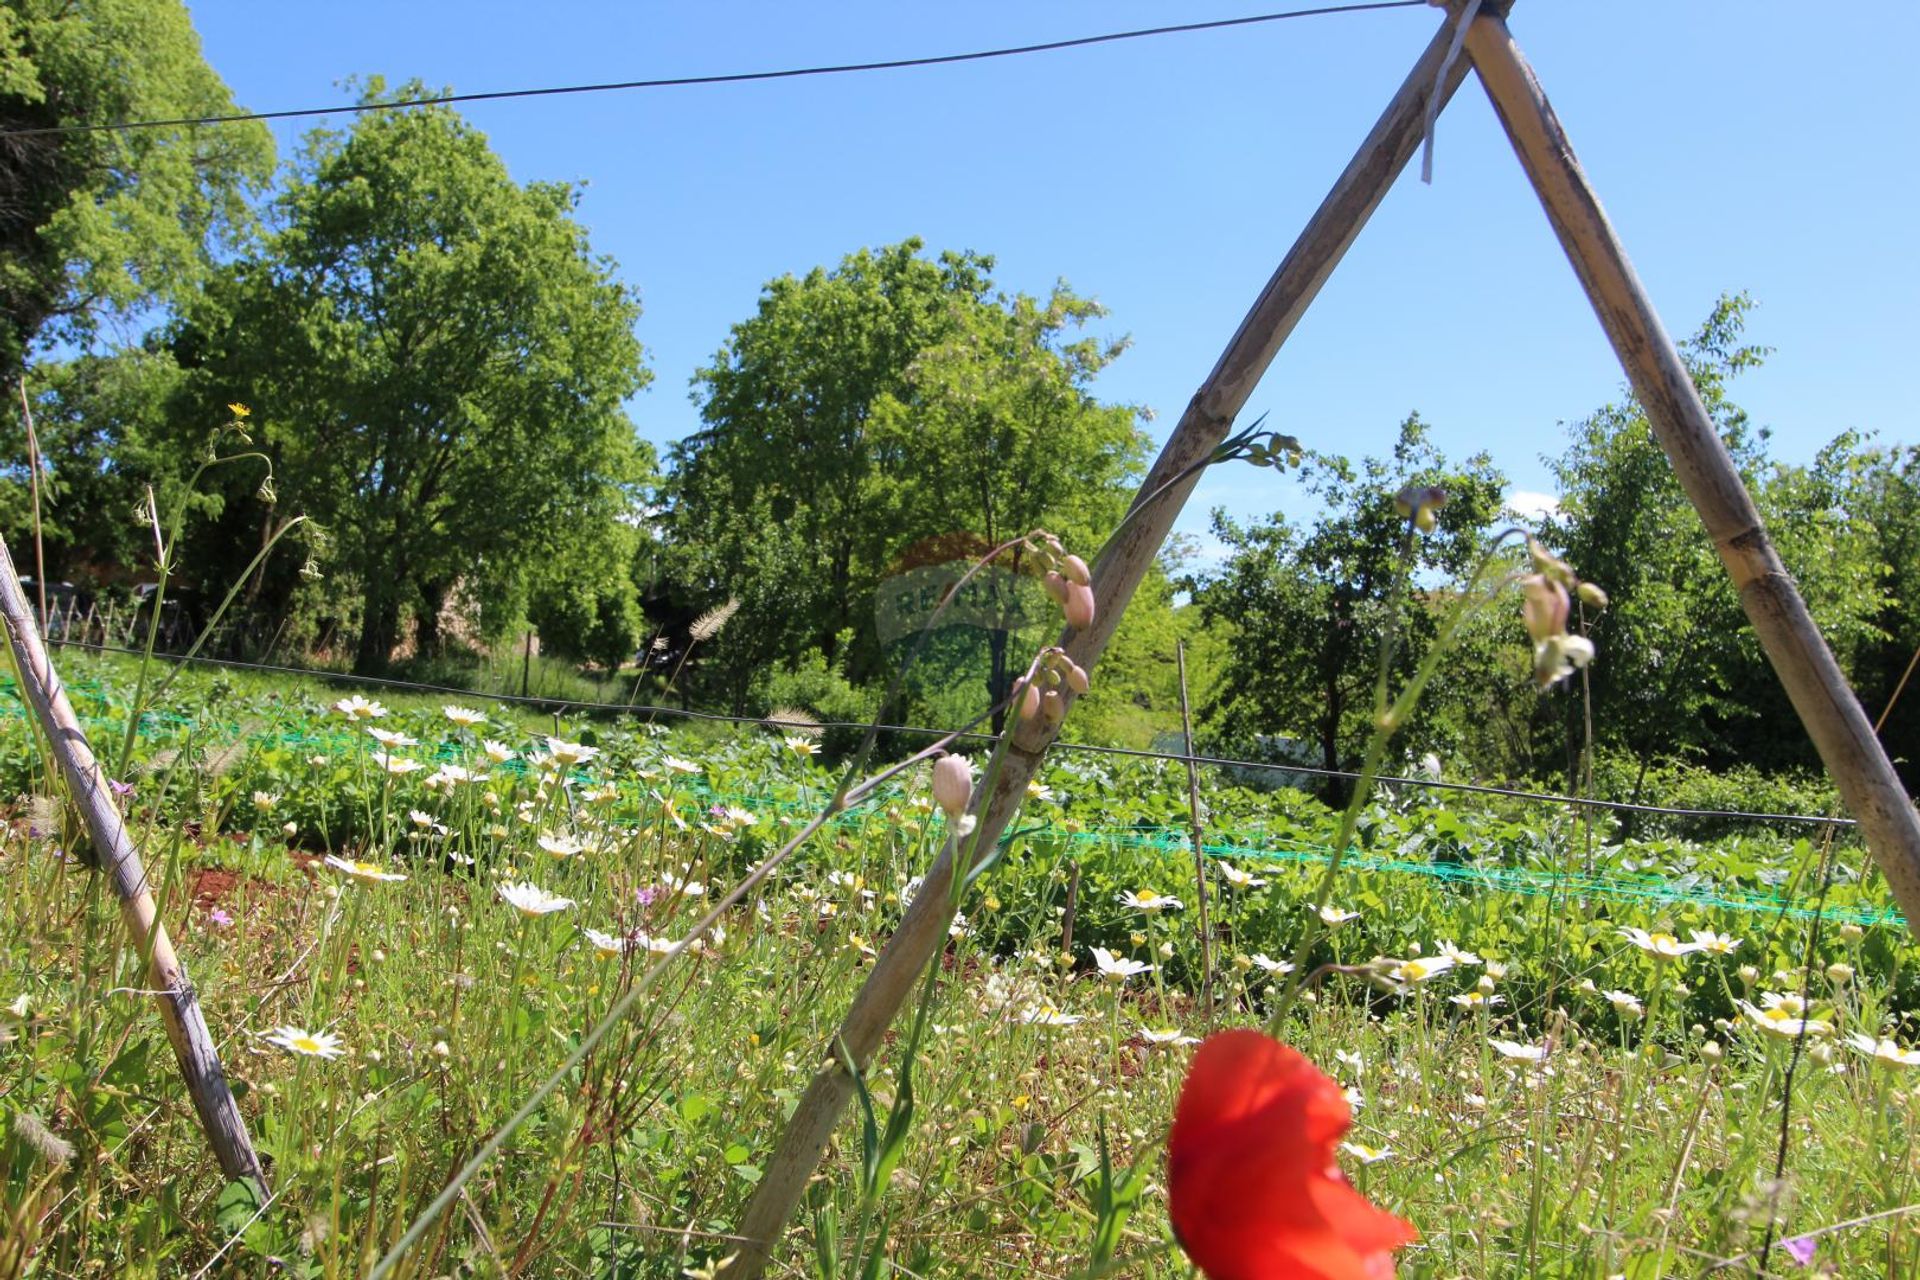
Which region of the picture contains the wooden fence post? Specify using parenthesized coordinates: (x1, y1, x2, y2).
(1463, 11, 1920, 939)
(0, 532, 268, 1192)
(725, 7, 1513, 1274)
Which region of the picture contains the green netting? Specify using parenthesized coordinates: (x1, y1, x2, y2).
(1, 677, 1900, 929)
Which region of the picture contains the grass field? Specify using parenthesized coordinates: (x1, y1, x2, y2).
(4, 652, 1917, 1278)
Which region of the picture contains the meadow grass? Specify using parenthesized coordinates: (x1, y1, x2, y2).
(3, 654, 1919, 1278)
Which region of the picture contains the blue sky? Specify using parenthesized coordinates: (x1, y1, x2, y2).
(183, 2, 1919, 561)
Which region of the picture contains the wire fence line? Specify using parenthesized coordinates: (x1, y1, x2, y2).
(36, 637, 1858, 831)
(1, 671, 1893, 927)
(0, 2, 1428, 139)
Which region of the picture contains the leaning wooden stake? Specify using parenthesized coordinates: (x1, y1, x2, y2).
(1464, 11, 1920, 940)
(727, 7, 1512, 1273)
(1177, 639, 1215, 1021)
(0, 533, 268, 1192)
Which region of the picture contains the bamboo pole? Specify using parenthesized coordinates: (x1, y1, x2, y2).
(0, 532, 268, 1191)
(1464, 11, 1920, 938)
(726, 8, 1511, 1274)
(1177, 639, 1215, 1021)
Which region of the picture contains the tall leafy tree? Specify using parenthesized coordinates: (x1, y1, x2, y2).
(1542, 296, 1886, 787)
(665, 239, 1147, 717)
(1195, 415, 1507, 785)
(171, 85, 651, 672)
(0, 0, 271, 382)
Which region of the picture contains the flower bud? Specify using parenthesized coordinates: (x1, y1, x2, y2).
(1038, 687, 1066, 727)
(1840, 923, 1865, 942)
(1826, 962, 1854, 985)
(1520, 575, 1570, 646)
(1063, 582, 1096, 630)
(1063, 660, 1091, 694)
(1701, 1040, 1723, 1062)
(1042, 571, 1069, 605)
(1576, 581, 1610, 610)
(932, 754, 972, 819)
(1737, 965, 1759, 989)
(1014, 677, 1041, 723)
(1394, 485, 1447, 532)
(1061, 554, 1092, 586)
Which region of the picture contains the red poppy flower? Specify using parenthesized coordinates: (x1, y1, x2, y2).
(1168, 1029, 1417, 1280)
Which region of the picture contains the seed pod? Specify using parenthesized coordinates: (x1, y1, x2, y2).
(932, 754, 972, 819)
(1042, 571, 1069, 605)
(1061, 554, 1091, 586)
(1064, 582, 1096, 630)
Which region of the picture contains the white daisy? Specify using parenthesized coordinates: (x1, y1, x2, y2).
(324, 855, 407, 884)
(1845, 1032, 1920, 1068)
(265, 1025, 345, 1059)
(498, 881, 575, 917)
(1091, 947, 1153, 983)
(545, 738, 600, 767)
(1620, 927, 1704, 962)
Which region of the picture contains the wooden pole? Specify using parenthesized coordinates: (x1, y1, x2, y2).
(1177, 639, 1214, 1021)
(17, 380, 47, 632)
(1464, 11, 1920, 938)
(0, 532, 268, 1192)
(727, 9, 1511, 1274)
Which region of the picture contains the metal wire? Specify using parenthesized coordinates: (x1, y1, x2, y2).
(40, 638, 1857, 830)
(0, 3, 1427, 139)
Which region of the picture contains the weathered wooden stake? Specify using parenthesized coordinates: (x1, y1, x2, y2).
(1177, 639, 1214, 1022)
(727, 7, 1513, 1273)
(1464, 11, 1920, 939)
(0, 533, 268, 1192)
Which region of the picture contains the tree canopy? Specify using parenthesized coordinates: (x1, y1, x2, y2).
(167, 85, 652, 672)
(0, 0, 272, 383)
(664, 239, 1148, 718)
(1195, 415, 1508, 783)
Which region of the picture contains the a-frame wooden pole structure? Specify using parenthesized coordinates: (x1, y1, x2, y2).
(730, 7, 1519, 1274)
(750, 2, 1920, 1272)
(1461, 9, 1920, 924)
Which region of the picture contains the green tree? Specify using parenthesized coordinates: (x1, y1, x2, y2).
(169, 85, 652, 672)
(666, 239, 1147, 719)
(1542, 296, 1886, 791)
(0, 0, 272, 382)
(1194, 415, 1507, 787)
(0, 345, 182, 579)
(1853, 441, 1920, 787)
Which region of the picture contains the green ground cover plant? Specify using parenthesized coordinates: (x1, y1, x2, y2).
(4, 652, 1917, 1277)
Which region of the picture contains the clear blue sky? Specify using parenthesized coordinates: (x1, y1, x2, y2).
(183, 1, 1920, 560)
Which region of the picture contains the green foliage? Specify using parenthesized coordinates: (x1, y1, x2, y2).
(1545, 295, 1889, 778)
(665, 239, 1147, 718)
(1194, 415, 1509, 781)
(167, 82, 653, 672)
(0, 346, 184, 578)
(0, 0, 272, 379)
(5, 652, 1914, 1278)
